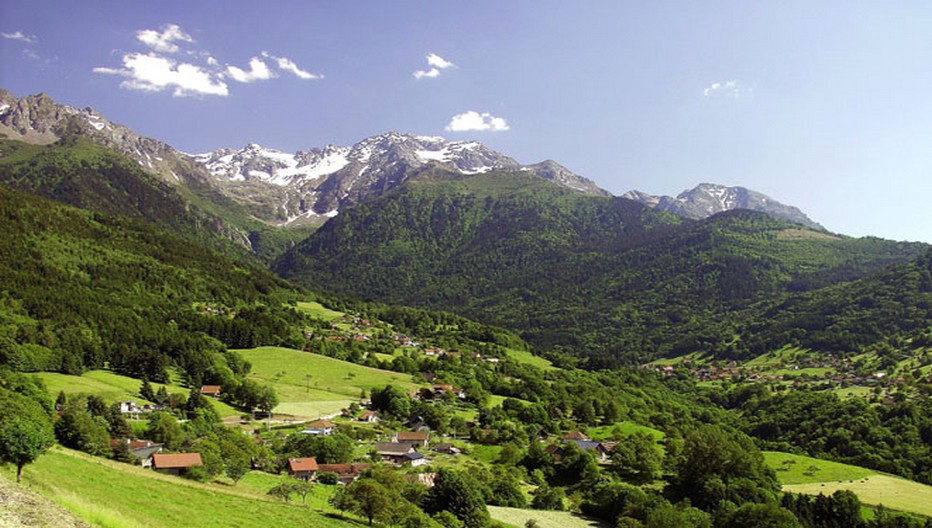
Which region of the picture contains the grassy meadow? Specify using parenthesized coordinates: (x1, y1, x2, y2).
(236, 346, 420, 418)
(35, 369, 240, 418)
(764, 451, 932, 518)
(2, 448, 358, 528)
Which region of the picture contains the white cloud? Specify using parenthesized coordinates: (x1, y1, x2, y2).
(445, 111, 509, 132)
(94, 53, 229, 97)
(226, 57, 275, 83)
(414, 52, 454, 80)
(262, 52, 321, 80)
(136, 24, 193, 54)
(703, 80, 745, 97)
(2, 31, 37, 44)
(426, 53, 453, 69)
(96, 24, 320, 97)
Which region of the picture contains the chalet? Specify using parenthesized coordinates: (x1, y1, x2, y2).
(403, 415, 430, 431)
(376, 442, 416, 464)
(358, 410, 380, 423)
(563, 431, 589, 442)
(152, 453, 202, 476)
(395, 431, 430, 447)
(317, 463, 371, 484)
(301, 420, 336, 436)
(288, 457, 319, 481)
(405, 452, 429, 467)
(109, 439, 163, 467)
(199, 385, 222, 399)
(433, 443, 461, 455)
(545, 444, 566, 462)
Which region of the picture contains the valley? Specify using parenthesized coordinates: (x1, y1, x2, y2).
(0, 89, 930, 528)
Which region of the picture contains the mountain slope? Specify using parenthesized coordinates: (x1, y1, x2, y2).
(0, 183, 305, 380)
(623, 183, 823, 229)
(275, 172, 927, 365)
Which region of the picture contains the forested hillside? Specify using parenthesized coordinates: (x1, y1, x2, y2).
(275, 171, 929, 365)
(0, 184, 305, 381)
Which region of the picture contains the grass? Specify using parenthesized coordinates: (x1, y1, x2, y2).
(295, 301, 346, 322)
(236, 471, 338, 510)
(505, 347, 557, 371)
(488, 506, 610, 528)
(35, 369, 240, 418)
(2, 447, 357, 528)
(764, 451, 876, 485)
(586, 421, 665, 442)
(236, 346, 420, 418)
(765, 451, 932, 518)
(783, 476, 932, 518)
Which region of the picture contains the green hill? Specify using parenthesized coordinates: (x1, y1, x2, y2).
(274, 171, 928, 365)
(0, 183, 305, 382)
(2, 448, 355, 527)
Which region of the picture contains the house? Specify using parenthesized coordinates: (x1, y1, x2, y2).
(395, 431, 430, 447)
(376, 442, 416, 464)
(433, 443, 461, 455)
(288, 457, 319, 481)
(301, 420, 336, 436)
(404, 415, 430, 432)
(317, 463, 371, 484)
(563, 431, 589, 442)
(199, 385, 222, 399)
(572, 439, 602, 452)
(152, 453, 202, 476)
(358, 410, 380, 423)
(109, 439, 163, 467)
(405, 452, 430, 467)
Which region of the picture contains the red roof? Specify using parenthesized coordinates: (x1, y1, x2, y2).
(199, 385, 221, 395)
(288, 457, 319, 472)
(563, 431, 589, 441)
(397, 431, 429, 441)
(152, 453, 202, 469)
(306, 420, 335, 429)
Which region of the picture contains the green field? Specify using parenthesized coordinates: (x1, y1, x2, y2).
(296, 301, 346, 322)
(505, 347, 556, 371)
(35, 369, 240, 418)
(488, 506, 610, 528)
(765, 452, 932, 518)
(236, 347, 420, 418)
(784, 476, 932, 518)
(2, 448, 356, 528)
(587, 421, 665, 442)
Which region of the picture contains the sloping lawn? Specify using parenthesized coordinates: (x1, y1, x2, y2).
(2, 448, 358, 528)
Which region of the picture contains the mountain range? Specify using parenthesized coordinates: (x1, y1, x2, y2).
(1, 89, 820, 239)
(2, 88, 928, 367)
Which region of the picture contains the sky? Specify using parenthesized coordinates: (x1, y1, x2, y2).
(2, 1, 931, 243)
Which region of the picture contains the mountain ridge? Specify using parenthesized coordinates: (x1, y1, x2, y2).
(2, 89, 826, 235)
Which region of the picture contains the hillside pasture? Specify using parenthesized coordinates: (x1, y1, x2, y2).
(783, 476, 932, 519)
(765, 452, 932, 518)
(2, 448, 355, 528)
(235, 346, 419, 418)
(35, 369, 240, 417)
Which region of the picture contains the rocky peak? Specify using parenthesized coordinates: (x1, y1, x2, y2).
(623, 183, 823, 230)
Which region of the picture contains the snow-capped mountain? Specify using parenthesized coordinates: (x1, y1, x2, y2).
(622, 183, 823, 230)
(193, 132, 609, 226)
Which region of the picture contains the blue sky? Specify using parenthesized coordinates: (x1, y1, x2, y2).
(2, 1, 931, 243)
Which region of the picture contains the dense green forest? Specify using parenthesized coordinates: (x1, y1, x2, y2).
(0, 184, 305, 382)
(275, 171, 929, 366)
